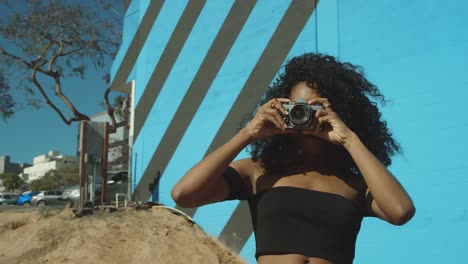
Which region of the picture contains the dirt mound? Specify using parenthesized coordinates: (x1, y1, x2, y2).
(0, 206, 246, 264)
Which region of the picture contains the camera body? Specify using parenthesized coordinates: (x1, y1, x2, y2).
(282, 99, 324, 129)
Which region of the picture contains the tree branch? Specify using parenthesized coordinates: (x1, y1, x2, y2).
(30, 62, 73, 124)
(32, 39, 54, 64)
(29, 58, 90, 125)
(48, 40, 64, 73)
(104, 86, 117, 133)
(52, 72, 90, 123)
(0, 47, 54, 77)
(60, 46, 84, 57)
(32, 28, 54, 64)
(0, 48, 34, 68)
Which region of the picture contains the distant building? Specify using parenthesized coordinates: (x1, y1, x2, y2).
(22, 151, 78, 182)
(0, 156, 31, 191)
(0, 156, 30, 175)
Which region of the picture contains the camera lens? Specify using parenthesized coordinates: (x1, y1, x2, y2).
(289, 105, 311, 126)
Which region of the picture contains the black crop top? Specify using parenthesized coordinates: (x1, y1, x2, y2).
(224, 166, 364, 264)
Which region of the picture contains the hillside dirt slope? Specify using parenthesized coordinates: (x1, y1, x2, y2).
(0, 206, 246, 264)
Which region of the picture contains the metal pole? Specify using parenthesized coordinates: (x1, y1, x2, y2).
(127, 146, 133, 201)
(78, 121, 88, 208)
(91, 163, 96, 206)
(101, 122, 109, 205)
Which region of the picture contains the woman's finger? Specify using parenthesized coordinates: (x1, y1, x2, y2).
(268, 98, 289, 115)
(315, 109, 330, 118)
(308, 97, 332, 110)
(318, 115, 331, 125)
(303, 113, 330, 135)
(265, 108, 287, 129)
(261, 113, 285, 131)
(275, 98, 291, 103)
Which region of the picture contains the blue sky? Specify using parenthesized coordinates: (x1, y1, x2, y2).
(0, 74, 109, 164)
(0, 0, 122, 164)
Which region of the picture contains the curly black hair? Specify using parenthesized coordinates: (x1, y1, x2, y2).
(245, 53, 401, 176)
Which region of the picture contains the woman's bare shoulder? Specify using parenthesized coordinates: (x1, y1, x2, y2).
(230, 158, 265, 178)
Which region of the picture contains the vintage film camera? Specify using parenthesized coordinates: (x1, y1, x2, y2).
(281, 99, 324, 129)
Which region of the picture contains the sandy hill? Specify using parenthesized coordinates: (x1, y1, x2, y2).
(0, 206, 246, 264)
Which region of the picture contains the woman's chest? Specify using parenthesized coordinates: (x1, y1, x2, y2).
(252, 171, 365, 204)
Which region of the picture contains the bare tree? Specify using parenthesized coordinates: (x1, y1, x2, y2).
(0, 0, 122, 126)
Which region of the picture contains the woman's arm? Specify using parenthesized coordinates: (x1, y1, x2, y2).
(344, 133, 415, 225)
(172, 98, 292, 208)
(171, 129, 252, 208)
(307, 96, 415, 225)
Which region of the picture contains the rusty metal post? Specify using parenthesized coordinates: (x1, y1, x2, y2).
(78, 121, 88, 208)
(101, 122, 109, 205)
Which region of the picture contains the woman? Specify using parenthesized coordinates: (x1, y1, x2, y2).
(171, 53, 415, 264)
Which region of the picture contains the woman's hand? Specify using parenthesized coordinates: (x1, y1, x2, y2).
(302, 97, 354, 146)
(244, 98, 295, 141)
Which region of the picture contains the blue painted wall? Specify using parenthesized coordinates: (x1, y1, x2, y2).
(337, 1, 468, 263)
(111, 1, 468, 263)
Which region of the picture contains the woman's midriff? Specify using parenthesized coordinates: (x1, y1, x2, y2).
(257, 254, 334, 264)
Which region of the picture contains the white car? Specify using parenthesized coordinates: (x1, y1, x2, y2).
(61, 171, 128, 205)
(61, 185, 80, 202)
(31, 190, 66, 206)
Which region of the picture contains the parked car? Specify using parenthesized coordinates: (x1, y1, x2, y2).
(1, 194, 20, 205)
(16, 191, 41, 206)
(61, 185, 80, 203)
(61, 171, 128, 205)
(0, 193, 19, 205)
(32, 190, 66, 206)
(103, 170, 129, 202)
